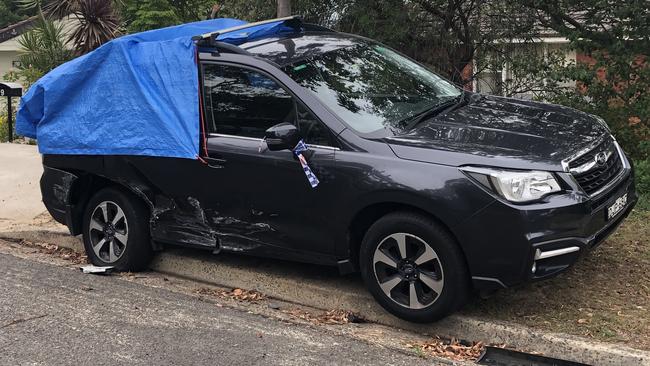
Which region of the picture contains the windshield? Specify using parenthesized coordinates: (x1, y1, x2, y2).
(283, 43, 461, 134)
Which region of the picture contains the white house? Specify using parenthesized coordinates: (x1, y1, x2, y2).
(0, 15, 78, 78)
(0, 16, 38, 78)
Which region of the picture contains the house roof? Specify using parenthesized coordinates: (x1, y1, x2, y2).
(0, 16, 39, 44)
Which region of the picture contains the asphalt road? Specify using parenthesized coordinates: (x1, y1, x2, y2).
(0, 253, 432, 366)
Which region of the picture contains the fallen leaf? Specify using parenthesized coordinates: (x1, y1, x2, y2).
(408, 337, 484, 361)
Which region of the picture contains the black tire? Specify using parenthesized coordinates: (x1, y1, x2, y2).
(360, 212, 469, 322)
(82, 187, 153, 271)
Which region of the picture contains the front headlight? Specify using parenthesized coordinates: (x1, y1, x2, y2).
(460, 166, 562, 203)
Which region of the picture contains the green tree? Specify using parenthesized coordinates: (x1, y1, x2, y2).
(122, 0, 234, 31)
(200, 0, 275, 22)
(15, 16, 72, 84)
(9, 0, 121, 86)
(125, 0, 180, 33)
(0, 0, 35, 28)
(524, 0, 649, 161)
(19, 0, 121, 55)
(277, 0, 290, 17)
(332, 0, 541, 85)
(168, 0, 219, 22)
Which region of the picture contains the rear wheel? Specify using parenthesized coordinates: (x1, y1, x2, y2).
(360, 212, 469, 322)
(82, 188, 153, 271)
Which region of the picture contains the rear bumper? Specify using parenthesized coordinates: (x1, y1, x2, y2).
(40, 166, 77, 227)
(455, 169, 637, 292)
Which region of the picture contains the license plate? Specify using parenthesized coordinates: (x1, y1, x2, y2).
(607, 193, 628, 220)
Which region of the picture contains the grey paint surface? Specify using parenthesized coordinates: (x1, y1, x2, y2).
(0, 252, 433, 366)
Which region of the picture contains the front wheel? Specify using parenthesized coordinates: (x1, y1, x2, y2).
(360, 212, 469, 322)
(82, 187, 153, 271)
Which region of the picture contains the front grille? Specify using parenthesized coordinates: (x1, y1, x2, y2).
(569, 138, 624, 196)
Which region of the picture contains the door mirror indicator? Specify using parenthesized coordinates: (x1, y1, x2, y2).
(264, 123, 301, 151)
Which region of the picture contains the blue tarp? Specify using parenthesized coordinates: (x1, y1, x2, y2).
(16, 18, 298, 159)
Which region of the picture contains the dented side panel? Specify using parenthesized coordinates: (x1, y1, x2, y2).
(40, 166, 79, 225)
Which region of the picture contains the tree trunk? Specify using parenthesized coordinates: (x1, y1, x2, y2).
(277, 0, 291, 17)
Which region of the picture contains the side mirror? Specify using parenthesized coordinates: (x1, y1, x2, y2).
(264, 122, 301, 151)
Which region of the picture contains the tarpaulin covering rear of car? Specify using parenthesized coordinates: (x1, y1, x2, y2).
(16, 18, 299, 159)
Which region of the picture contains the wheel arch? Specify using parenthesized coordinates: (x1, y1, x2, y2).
(64, 173, 155, 236)
(343, 197, 470, 276)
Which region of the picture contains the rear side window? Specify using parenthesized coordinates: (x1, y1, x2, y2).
(202, 64, 295, 138)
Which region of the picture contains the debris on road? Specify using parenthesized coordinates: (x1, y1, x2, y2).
(283, 308, 365, 325)
(0, 236, 86, 264)
(194, 284, 366, 326)
(196, 287, 266, 302)
(80, 265, 114, 274)
(406, 337, 484, 362)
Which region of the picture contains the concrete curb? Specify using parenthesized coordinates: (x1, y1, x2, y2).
(3, 229, 649, 366)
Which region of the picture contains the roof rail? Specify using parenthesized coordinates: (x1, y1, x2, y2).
(207, 41, 253, 56)
(192, 15, 303, 47)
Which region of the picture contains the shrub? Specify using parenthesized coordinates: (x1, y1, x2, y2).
(0, 114, 8, 142)
(635, 158, 650, 211)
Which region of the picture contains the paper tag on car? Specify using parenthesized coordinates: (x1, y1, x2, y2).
(293, 140, 319, 188)
(606, 193, 627, 220)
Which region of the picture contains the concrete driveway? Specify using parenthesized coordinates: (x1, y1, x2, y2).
(0, 143, 45, 229)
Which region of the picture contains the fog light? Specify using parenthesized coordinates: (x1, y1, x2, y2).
(531, 262, 537, 274)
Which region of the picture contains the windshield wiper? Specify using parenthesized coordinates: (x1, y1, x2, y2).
(403, 94, 464, 131)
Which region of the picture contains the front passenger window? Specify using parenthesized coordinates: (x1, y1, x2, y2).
(202, 64, 295, 138)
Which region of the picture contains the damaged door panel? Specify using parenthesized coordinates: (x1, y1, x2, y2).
(149, 195, 218, 250)
(40, 166, 78, 227)
(204, 135, 338, 262)
(124, 143, 339, 264)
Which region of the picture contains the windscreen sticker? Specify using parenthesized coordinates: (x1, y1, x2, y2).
(293, 64, 308, 71)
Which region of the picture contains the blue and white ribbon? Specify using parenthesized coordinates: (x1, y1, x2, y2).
(293, 140, 320, 188)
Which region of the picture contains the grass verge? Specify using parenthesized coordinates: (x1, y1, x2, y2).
(463, 209, 650, 350)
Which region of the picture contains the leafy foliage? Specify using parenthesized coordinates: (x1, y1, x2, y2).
(194, 0, 275, 22)
(124, 0, 180, 33)
(9, 0, 120, 85)
(16, 0, 121, 55)
(68, 0, 121, 55)
(120, 0, 254, 31)
(15, 16, 73, 84)
(331, 0, 542, 85)
(636, 158, 650, 210)
(168, 0, 222, 23)
(0, 114, 8, 142)
(524, 0, 649, 162)
(0, 0, 35, 28)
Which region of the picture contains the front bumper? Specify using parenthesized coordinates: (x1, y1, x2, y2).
(454, 168, 637, 292)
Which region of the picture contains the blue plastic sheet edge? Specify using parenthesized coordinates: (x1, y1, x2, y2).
(15, 18, 296, 160)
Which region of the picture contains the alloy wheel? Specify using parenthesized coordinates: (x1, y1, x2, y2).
(372, 232, 444, 309)
(88, 201, 129, 263)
